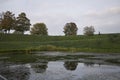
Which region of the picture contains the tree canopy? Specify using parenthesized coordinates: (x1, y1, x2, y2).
(83, 26, 95, 36)
(63, 22, 78, 36)
(0, 11, 98, 36)
(14, 12, 31, 34)
(0, 11, 15, 33)
(30, 23, 48, 35)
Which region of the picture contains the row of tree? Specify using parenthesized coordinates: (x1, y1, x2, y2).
(63, 22, 95, 36)
(0, 11, 95, 36)
(0, 11, 30, 34)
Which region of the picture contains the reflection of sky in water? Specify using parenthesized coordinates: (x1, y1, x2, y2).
(29, 61, 120, 80)
(0, 52, 120, 80)
(0, 61, 120, 80)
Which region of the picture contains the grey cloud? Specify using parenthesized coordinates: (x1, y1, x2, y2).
(107, 7, 120, 14)
(80, 7, 120, 34)
(83, 7, 120, 24)
(96, 23, 120, 34)
(85, 7, 120, 18)
(0, 0, 9, 3)
(0, 0, 120, 35)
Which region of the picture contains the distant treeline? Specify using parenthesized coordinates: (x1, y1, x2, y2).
(0, 11, 96, 36)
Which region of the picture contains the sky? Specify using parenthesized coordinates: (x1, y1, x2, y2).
(0, 0, 120, 35)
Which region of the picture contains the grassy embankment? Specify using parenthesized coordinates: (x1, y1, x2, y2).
(0, 33, 120, 53)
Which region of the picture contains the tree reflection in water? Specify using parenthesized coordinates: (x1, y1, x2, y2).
(0, 62, 30, 80)
(31, 62, 48, 73)
(64, 61, 78, 71)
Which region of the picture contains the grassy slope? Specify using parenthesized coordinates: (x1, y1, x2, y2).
(0, 33, 120, 53)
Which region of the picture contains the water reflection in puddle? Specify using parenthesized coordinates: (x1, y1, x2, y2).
(0, 61, 120, 80)
(0, 52, 120, 80)
(29, 61, 120, 80)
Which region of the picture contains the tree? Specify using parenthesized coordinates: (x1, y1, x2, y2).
(64, 61, 78, 71)
(30, 23, 48, 35)
(63, 22, 78, 36)
(14, 12, 31, 34)
(0, 13, 3, 33)
(0, 11, 15, 33)
(83, 26, 95, 36)
(31, 62, 48, 73)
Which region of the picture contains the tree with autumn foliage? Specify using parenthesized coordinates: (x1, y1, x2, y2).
(0, 11, 15, 33)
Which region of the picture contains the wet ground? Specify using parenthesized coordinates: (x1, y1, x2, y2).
(0, 52, 120, 80)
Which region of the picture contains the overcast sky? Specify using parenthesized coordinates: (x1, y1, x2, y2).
(0, 0, 120, 35)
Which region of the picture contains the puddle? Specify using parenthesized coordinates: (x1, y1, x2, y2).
(0, 52, 120, 80)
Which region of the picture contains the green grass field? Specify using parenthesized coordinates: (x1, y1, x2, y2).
(0, 33, 120, 53)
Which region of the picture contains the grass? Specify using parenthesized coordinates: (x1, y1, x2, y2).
(105, 59, 120, 64)
(0, 33, 120, 53)
(0, 53, 37, 63)
(0, 51, 94, 63)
